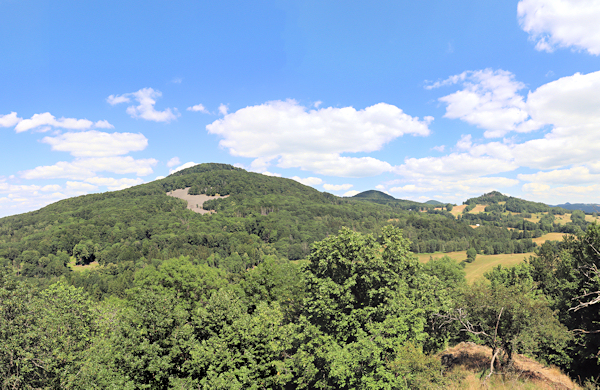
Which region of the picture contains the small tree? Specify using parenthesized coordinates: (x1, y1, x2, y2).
(437, 282, 570, 376)
(466, 248, 477, 263)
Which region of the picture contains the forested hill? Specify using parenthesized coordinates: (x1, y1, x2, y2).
(351, 189, 431, 209)
(1, 164, 560, 292)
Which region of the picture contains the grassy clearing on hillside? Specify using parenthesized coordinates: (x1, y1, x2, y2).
(68, 258, 100, 272)
(524, 214, 541, 223)
(471, 204, 487, 213)
(464, 253, 529, 283)
(451, 205, 467, 216)
(440, 342, 579, 390)
(532, 232, 571, 245)
(417, 251, 530, 283)
(585, 214, 600, 223)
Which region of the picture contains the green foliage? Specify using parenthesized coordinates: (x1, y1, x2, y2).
(447, 282, 571, 368)
(466, 247, 477, 263)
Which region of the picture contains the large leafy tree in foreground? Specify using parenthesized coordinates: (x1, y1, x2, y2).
(297, 226, 450, 389)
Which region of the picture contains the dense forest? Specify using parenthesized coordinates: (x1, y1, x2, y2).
(0, 163, 599, 388)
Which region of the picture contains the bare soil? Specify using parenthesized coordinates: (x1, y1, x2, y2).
(167, 187, 229, 214)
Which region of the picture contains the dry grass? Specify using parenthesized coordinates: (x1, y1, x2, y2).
(471, 204, 487, 213)
(464, 253, 530, 283)
(417, 251, 532, 283)
(70, 260, 100, 272)
(525, 214, 542, 223)
(532, 232, 572, 245)
(451, 205, 468, 216)
(166, 187, 228, 214)
(440, 342, 579, 390)
(585, 214, 600, 223)
(553, 214, 572, 225)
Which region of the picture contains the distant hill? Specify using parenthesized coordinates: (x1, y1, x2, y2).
(425, 200, 444, 206)
(351, 190, 429, 209)
(352, 190, 396, 201)
(553, 202, 600, 214)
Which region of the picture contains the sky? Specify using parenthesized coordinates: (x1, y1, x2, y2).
(2, 0, 600, 217)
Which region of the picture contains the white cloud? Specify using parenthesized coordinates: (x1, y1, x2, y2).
(21, 157, 158, 180)
(84, 177, 144, 190)
(343, 190, 360, 197)
(169, 161, 199, 174)
(187, 104, 209, 113)
(290, 176, 323, 186)
(518, 0, 600, 55)
(41, 130, 148, 157)
(41, 184, 61, 192)
(66, 181, 98, 191)
(518, 165, 600, 186)
(522, 183, 600, 204)
(94, 120, 114, 129)
(323, 183, 353, 191)
(395, 153, 518, 179)
(167, 157, 181, 167)
(432, 145, 445, 152)
(154, 176, 166, 181)
(108, 88, 179, 122)
(389, 184, 434, 193)
(172, 77, 183, 84)
(261, 171, 282, 177)
(434, 69, 540, 138)
(13, 112, 110, 133)
(456, 134, 472, 151)
(206, 99, 432, 177)
(218, 104, 229, 116)
(0, 112, 22, 127)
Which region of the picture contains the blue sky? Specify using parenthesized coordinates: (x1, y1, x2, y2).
(2, 0, 600, 217)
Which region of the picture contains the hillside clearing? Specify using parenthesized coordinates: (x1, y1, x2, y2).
(440, 342, 579, 389)
(417, 251, 530, 283)
(167, 187, 228, 214)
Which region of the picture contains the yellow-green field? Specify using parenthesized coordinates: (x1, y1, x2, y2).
(68, 257, 100, 272)
(532, 232, 571, 245)
(417, 251, 531, 283)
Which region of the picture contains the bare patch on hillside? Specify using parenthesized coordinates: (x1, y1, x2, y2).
(167, 187, 229, 214)
(440, 342, 579, 389)
(451, 205, 467, 216)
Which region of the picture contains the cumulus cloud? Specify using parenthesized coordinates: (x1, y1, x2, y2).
(518, 165, 600, 185)
(0, 112, 22, 127)
(21, 157, 158, 180)
(290, 176, 323, 186)
(94, 120, 114, 129)
(167, 157, 181, 167)
(218, 104, 229, 116)
(12, 112, 112, 133)
(85, 177, 145, 190)
(41, 131, 148, 157)
(343, 190, 360, 197)
(261, 171, 282, 177)
(432, 69, 540, 138)
(187, 104, 209, 113)
(395, 153, 518, 179)
(518, 0, 600, 55)
(66, 181, 98, 191)
(169, 161, 199, 174)
(323, 183, 353, 191)
(206, 99, 432, 177)
(108, 88, 179, 122)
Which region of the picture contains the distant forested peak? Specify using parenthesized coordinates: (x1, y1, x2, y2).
(168, 162, 241, 177)
(352, 190, 396, 201)
(425, 200, 444, 206)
